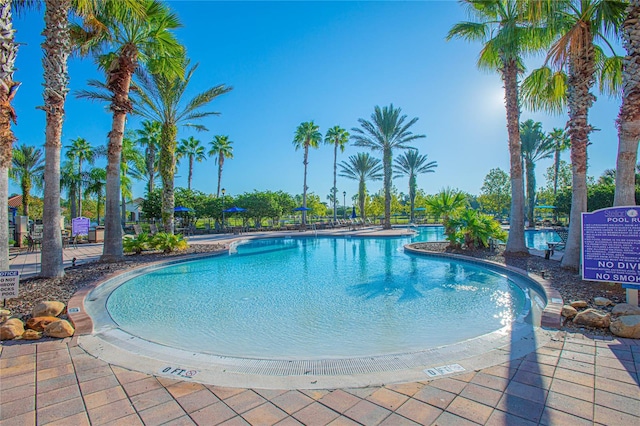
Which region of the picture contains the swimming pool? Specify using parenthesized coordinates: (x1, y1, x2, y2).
(409, 225, 561, 251)
(104, 236, 544, 360)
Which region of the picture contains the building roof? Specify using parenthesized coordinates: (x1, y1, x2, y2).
(8, 195, 22, 209)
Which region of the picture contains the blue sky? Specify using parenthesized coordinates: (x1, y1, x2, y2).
(11, 0, 623, 206)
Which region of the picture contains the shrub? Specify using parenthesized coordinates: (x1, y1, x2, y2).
(123, 232, 151, 254)
(448, 210, 507, 250)
(151, 232, 188, 253)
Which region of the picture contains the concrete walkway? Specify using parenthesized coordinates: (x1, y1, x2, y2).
(1, 332, 638, 425)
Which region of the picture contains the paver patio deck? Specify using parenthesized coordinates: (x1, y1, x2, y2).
(2, 228, 637, 425)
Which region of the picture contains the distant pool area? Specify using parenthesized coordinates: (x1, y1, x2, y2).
(409, 225, 562, 251)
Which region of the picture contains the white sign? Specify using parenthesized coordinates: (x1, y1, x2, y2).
(423, 363, 465, 378)
(0, 271, 20, 298)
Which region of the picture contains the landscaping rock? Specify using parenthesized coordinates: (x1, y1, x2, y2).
(610, 315, 640, 339)
(44, 320, 74, 338)
(570, 300, 588, 309)
(21, 329, 43, 340)
(612, 303, 640, 317)
(573, 308, 611, 328)
(562, 305, 578, 319)
(0, 309, 9, 323)
(32, 301, 65, 318)
(594, 297, 613, 307)
(26, 316, 62, 332)
(0, 318, 25, 340)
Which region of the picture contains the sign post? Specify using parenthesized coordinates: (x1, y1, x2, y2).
(582, 206, 640, 306)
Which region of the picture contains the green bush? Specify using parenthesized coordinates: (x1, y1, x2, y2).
(151, 232, 188, 253)
(448, 210, 506, 250)
(123, 232, 151, 254)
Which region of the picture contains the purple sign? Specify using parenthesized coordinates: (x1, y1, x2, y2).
(72, 216, 90, 237)
(582, 207, 640, 286)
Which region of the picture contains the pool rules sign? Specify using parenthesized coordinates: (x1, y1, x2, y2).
(0, 271, 20, 299)
(582, 206, 640, 305)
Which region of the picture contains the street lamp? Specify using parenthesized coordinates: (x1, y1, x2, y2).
(221, 188, 226, 231)
(343, 191, 346, 220)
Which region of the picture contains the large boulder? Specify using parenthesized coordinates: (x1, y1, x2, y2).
(612, 303, 640, 317)
(0, 318, 25, 340)
(570, 300, 588, 309)
(32, 301, 65, 318)
(562, 305, 578, 319)
(26, 316, 61, 332)
(610, 315, 640, 339)
(44, 320, 74, 338)
(573, 308, 611, 328)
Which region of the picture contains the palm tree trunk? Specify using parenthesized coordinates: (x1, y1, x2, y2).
(383, 146, 392, 229)
(102, 50, 136, 261)
(526, 159, 536, 228)
(77, 157, 82, 216)
(21, 177, 29, 218)
(409, 174, 416, 223)
(333, 143, 338, 221)
(359, 179, 366, 222)
(553, 142, 561, 197)
(147, 144, 155, 193)
(188, 155, 193, 190)
(41, 0, 70, 278)
(160, 124, 177, 233)
(615, 0, 640, 207)
(562, 45, 596, 271)
(302, 145, 308, 225)
(0, 0, 18, 269)
(216, 155, 223, 197)
(69, 185, 76, 219)
(503, 60, 527, 254)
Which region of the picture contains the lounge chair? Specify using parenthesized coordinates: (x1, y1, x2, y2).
(545, 228, 569, 259)
(149, 223, 158, 235)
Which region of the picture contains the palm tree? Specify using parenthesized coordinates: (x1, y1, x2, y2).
(615, 0, 640, 206)
(136, 120, 161, 193)
(208, 135, 233, 198)
(351, 104, 425, 229)
(9, 144, 45, 218)
(520, 119, 554, 227)
(426, 187, 468, 246)
(84, 167, 106, 225)
(293, 121, 322, 225)
(74, 0, 182, 261)
(324, 125, 350, 221)
(339, 152, 383, 221)
(60, 160, 80, 220)
(547, 127, 571, 198)
(393, 149, 438, 223)
(40, 0, 144, 277)
(64, 137, 94, 216)
(448, 0, 551, 255)
(524, 0, 626, 270)
(0, 0, 19, 269)
(176, 136, 205, 190)
(120, 131, 145, 225)
(134, 60, 232, 233)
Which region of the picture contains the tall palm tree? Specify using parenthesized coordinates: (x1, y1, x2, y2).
(324, 125, 350, 221)
(208, 135, 233, 198)
(520, 119, 554, 227)
(84, 167, 106, 225)
(339, 152, 383, 221)
(448, 0, 550, 255)
(60, 159, 80, 220)
(615, 0, 640, 206)
(293, 121, 322, 225)
(0, 0, 19, 269)
(74, 0, 182, 261)
(524, 0, 626, 270)
(393, 149, 438, 223)
(136, 119, 161, 193)
(351, 104, 425, 230)
(40, 0, 144, 277)
(64, 136, 94, 215)
(176, 136, 205, 190)
(134, 60, 232, 233)
(547, 127, 571, 197)
(9, 144, 45, 218)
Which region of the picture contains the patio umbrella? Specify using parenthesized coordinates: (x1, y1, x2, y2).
(351, 206, 357, 219)
(174, 206, 192, 212)
(535, 205, 556, 209)
(413, 207, 426, 211)
(293, 206, 311, 211)
(223, 206, 246, 213)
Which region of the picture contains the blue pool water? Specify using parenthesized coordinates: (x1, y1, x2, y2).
(107, 236, 539, 359)
(410, 226, 562, 251)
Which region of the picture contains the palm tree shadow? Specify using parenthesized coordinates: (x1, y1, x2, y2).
(347, 275, 424, 302)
